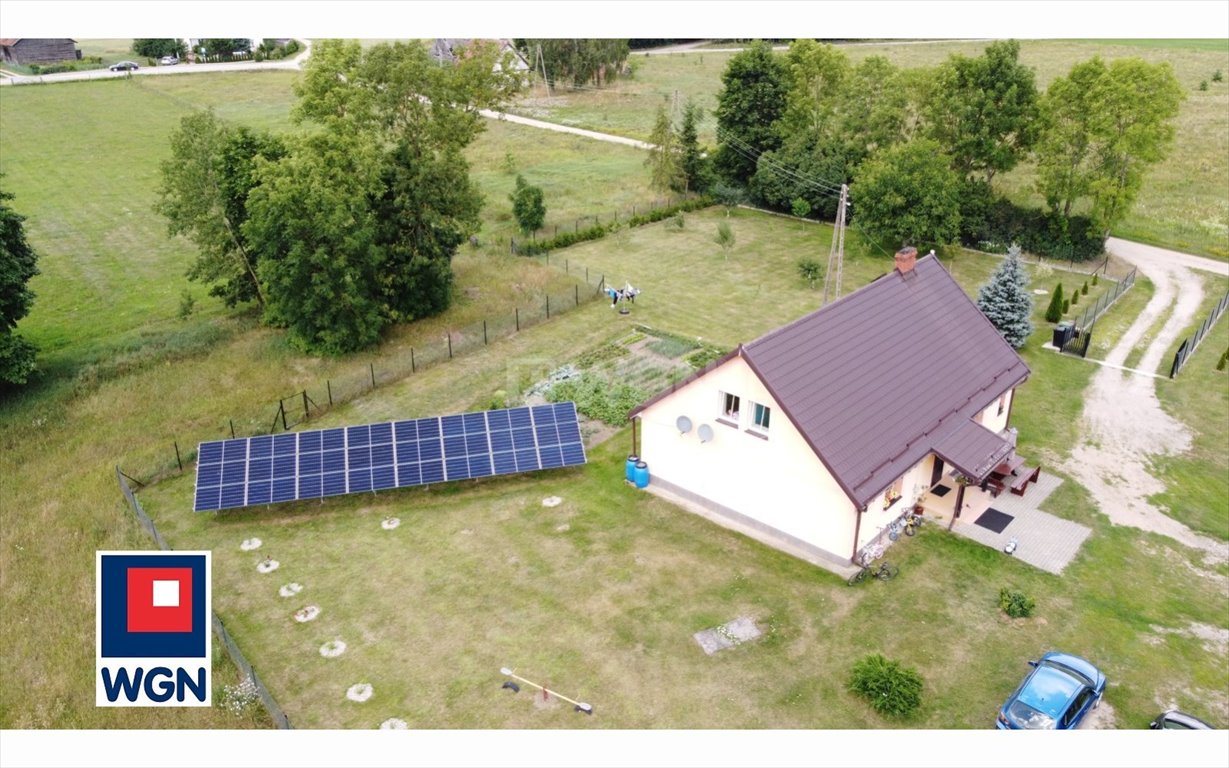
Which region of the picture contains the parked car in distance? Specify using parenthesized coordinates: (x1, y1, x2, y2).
(108, 61, 139, 72)
(997, 651, 1106, 730)
(159, 55, 179, 65)
(1150, 709, 1214, 729)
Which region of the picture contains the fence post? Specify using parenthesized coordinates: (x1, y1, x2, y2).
(281, 399, 288, 431)
(230, 419, 236, 439)
(302, 390, 310, 420)
(546, 296, 551, 319)
(411, 347, 415, 373)
(575, 284, 579, 306)
(448, 333, 453, 359)
(483, 320, 488, 345)
(327, 379, 333, 406)
(174, 441, 183, 472)
(554, 224, 558, 237)
(586, 267, 589, 283)
(566, 259, 569, 274)
(599, 275, 604, 292)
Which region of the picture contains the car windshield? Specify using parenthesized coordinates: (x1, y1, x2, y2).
(1007, 699, 1056, 729)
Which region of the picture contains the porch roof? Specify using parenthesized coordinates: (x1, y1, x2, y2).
(931, 418, 1016, 483)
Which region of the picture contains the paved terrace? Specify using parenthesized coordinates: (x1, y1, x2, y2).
(946, 473, 1092, 575)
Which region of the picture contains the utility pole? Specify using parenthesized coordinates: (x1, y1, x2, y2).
(823, 184, 848, 306)
(536, 44, 551, 97)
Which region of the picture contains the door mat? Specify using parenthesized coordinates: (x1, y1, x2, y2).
(974, 508, 1014, 534)
(931, 484, 952, 497)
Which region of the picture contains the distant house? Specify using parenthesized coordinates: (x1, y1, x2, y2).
(429, 38, 530, 73)
(629, 248, 1038, 569)
(0, 38, 80, 65)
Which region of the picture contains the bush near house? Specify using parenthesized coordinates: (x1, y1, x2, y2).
(999, 588, 1036, 618)
(1045, 283, 1066, 323)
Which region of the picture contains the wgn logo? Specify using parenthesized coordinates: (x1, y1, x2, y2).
(96, 552, 211, 706)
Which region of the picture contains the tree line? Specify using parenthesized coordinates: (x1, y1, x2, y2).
(157, 40, 523, 355)
(704, 40, 1183, 254)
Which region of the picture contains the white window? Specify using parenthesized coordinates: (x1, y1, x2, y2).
(883, 477, 904, 509)
(720, 391, 741, 422)
(751, 402, 771, 432)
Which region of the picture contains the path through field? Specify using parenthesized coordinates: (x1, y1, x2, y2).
(1068, 238, 1229, 564)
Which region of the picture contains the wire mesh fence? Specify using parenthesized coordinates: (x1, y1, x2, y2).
(115, 468, 292, 729)
(1072, 268, 1137, 332)
(132, 265, 609, 487)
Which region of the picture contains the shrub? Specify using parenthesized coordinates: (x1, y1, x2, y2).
(1217, 348, 1227, 371)
(1070, 290, 1079, 306)
(1092, 273, 1099, 286)
(999, 588, 1036, 618)
(960, 197, 1104, 262)
(1198, 80, 1208, 92)
(668, 212, 685, 231)
(790, 197, 812, 218)
(177, 290, 196, 320)
(1045, 283, 1065, 323)
(1081, 281, 1089, 296)
(1062, 299, 1070, 313)
(1214, 69, 1224, 83)
(847, 654, 923, 719)
(797, 258, 823, 288)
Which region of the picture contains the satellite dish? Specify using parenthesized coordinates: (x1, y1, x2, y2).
(676, 415, 693, 435)
(697, 424, 714, 443)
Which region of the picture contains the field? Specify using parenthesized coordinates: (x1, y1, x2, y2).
(509, 39, 1229, 259)
(1, 47, 1227, 736)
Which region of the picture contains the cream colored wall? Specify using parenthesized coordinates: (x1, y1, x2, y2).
(638, 355, 857, 558)
(978, 388, 1014, 435)
(857, 457, 933, 553)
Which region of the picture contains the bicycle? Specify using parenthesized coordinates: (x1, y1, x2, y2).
(847, 545, 900, 586)
(905, 508, 925, 537)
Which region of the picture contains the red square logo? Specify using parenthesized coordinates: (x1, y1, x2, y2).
(126, 567, 193, 633)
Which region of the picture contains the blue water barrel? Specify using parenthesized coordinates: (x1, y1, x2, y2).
(626, 455, 639, 483)
(633, 460, 650, 489)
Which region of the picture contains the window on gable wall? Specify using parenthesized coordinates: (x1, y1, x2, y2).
(997, 393, 1008, 417)
(751, 401, 771, 432)
(721, 391, 740, 421)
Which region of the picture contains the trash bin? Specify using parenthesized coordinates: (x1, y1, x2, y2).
(1052, 321, 1075, 348)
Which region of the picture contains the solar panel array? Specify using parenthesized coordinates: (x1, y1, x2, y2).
(193, 402, 586, 512)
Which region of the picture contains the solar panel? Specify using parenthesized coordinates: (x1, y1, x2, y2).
(193, 402, 588, 512)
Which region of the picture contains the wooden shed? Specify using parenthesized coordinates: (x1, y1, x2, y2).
(0, 38, 80, 65)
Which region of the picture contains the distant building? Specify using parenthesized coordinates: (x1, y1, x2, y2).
(0, 38, 80, 66)
(429, 39, 530, 73)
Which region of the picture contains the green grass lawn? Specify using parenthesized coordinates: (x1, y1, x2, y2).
(130, 282, 1228, 729)
(509, 39, 1229, 259)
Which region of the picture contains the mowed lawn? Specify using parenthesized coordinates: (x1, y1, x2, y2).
(134, 260, 1228, 729)
(511, 39, 1229, 259)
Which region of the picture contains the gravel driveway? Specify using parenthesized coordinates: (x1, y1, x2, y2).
(1068, 238, 1228, 565)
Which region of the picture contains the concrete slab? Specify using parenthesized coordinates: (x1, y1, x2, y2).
(694, 616, 762, 655)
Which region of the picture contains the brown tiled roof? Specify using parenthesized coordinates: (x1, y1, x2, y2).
(632, 254, 1030, 508)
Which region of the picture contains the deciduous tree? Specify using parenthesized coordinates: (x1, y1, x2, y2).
(517, 39, 629, 87)
(713, 41, 789, 184)
(926, 40, 1039, 188)
(0, 186, 39, 386)
(851, 139, 962, 249)
(645, 105, 684, 193)
(509, 174, 546, 237)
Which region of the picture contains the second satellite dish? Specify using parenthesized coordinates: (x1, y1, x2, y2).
(697, 423, 714, 443)
(676, 415, 693, 435)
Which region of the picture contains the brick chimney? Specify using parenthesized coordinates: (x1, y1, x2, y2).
(894, 246, 918, 274)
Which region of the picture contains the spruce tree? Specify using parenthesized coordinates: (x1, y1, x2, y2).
(977, 243, 1033, 348)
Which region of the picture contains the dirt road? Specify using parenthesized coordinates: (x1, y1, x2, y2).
(1068, 238, 1228, 564)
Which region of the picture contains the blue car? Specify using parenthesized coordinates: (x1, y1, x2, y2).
(997, 651, 1107, 729)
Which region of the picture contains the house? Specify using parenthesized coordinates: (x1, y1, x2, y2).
(0, 38, 79, 66)
(429, 38, 530, 74)
(628, 247, 1036, 569)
